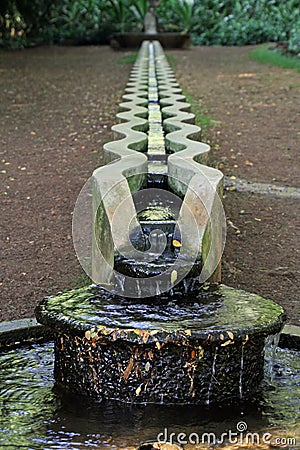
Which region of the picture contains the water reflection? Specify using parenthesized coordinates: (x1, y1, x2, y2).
(0, 343, 299, 449)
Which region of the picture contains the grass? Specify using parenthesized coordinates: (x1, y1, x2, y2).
(166, 53, 175, 69)
(249, 44, 300, 72)
(183, 90, 219, 137)
(117, 52, 137, 64)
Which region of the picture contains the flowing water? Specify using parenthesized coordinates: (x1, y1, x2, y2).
(0, 342, 299, 449)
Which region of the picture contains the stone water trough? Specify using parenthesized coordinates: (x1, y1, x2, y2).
(35, 41, 285, 406)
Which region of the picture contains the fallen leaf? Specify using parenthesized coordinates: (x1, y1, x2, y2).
(148, 350, 154, 360)
(142, 330, 150, 344)
(123, 357, 135, 381)
(198, 346, 204, 359)
(227, 331, 234, 340)
(243, 335, 249, 345)
(171, 270, 178, 284)
(221, 340, 233, 347)
(135, 384, 142, 396)
(172, 239, 182, 248)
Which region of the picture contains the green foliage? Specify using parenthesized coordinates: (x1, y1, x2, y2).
(0, 0, 299, 51)
(288, 19, 300, 56)
(249, 44, 300, 72)
(50, 0, 104, 42)
(130, 0, 148, 31)
(106, 0, 131, 33)
(158, 0, 194, 33)
(190, 0, 300, 49)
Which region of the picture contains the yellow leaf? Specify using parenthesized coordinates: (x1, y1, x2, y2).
(243, 335, 249, 345)
(135, 384, 142, 396)
(172, 239, 182, 248)
(227, 331, 234, 340)
(149, 330, 159, 336)
(142, 330, 150, 344)
(171, 270, 177, 284)
(221, 340, 232, 347)
(184, 329, 192, 336)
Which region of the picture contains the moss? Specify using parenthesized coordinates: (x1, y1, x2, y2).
(249, 45, 300, 72)
(138, 206, 175, 221)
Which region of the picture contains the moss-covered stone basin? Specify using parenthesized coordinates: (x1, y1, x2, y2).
(35, 285, 285, 405)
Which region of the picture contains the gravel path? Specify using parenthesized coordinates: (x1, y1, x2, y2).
(0, 45, 299, 325)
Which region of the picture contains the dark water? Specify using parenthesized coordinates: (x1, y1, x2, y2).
(0, 343, 299, 449)
(36, 285, 284, 338)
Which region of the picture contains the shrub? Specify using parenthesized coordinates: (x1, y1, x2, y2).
(0, 0, 299, 52)
(288, 19, 300, 56)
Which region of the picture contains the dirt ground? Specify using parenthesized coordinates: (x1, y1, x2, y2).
(0, 45, 299, 325)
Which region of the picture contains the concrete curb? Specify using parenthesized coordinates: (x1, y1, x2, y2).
(225, 176, 300, 199)
(0, 318, 53, 349)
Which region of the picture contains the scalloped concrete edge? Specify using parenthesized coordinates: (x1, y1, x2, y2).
(92, 40, 225, 285)
(154, 41, 224, 282)
(91, 42, 150, 284)
(0, 318, 298, 351)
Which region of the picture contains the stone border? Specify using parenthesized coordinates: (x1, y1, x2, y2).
(225, 176, 300, 199)
(0, 318, 299, 351)
(0, 318, 53, 349)
(279, 324, 300, 350)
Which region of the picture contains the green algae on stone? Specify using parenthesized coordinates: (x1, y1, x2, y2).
(138, 206, 175, 221)
(36, 284, 285, 343)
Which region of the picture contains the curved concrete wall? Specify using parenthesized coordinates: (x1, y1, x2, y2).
(92, 40, 225, 287)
